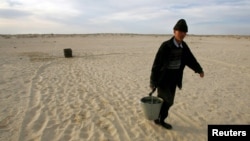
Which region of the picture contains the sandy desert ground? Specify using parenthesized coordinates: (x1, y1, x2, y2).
(0, 34, 249, 141)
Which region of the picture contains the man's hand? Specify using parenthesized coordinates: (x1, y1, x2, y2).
(199, 72, 204, 78)
(150, 85, 156, 90)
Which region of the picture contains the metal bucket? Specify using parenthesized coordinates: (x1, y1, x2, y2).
(140, 96, 163, 120)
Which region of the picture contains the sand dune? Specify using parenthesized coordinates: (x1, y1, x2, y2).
(0, 34, 249, 141)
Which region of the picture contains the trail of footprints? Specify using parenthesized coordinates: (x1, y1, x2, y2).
(18, 54, 146, 141)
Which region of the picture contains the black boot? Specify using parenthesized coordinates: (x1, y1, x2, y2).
(160, 121, 172, 129)
(154, 119, 173, 130)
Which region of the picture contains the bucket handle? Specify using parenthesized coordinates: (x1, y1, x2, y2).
(149, 88, 156, 96)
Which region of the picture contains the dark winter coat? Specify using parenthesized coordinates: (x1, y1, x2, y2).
(150, 36, 203, 89)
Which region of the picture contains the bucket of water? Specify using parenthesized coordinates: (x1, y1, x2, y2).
(140, 89, 163, 120)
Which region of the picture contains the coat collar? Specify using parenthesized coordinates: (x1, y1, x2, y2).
(173, 37, 183, 48)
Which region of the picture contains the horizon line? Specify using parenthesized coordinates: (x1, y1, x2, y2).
(1, 33, 250, 37)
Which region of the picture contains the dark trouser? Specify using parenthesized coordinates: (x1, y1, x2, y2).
(157, 83, 177, 122)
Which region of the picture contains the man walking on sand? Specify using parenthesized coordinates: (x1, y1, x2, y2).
(150, 19, 204, 129)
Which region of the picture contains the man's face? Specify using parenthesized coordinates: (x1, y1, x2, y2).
(174, 30, 187, 41)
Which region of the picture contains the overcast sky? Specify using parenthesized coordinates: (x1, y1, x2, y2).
(1, 0, 250, 35)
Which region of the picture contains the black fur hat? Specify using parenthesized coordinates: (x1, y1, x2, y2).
(173, 19, 188, 32)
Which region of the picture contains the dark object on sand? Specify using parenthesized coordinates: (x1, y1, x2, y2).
(64, 48, 73, 58)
